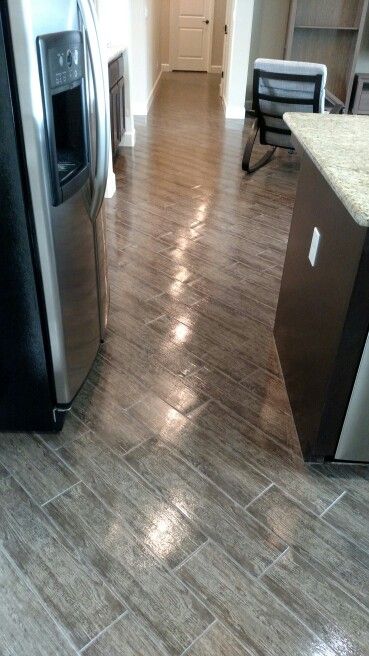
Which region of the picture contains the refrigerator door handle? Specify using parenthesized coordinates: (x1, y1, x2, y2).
(78, 0, 108, 222)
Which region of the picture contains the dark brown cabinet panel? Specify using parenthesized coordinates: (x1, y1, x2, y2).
(108, 53, 125, 158)
(274, 153, 369, 460)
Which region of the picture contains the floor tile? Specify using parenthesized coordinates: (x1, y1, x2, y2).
(248, 485, 369, 609)
(58, 431, 206, 567)
(83, 612, 169, 656)
(188, 400, 342, 514)
(186, 622, 251, 655)
(45, 483, 214, 655)
(0, 433, 78, 504)
(323, 492, 369, 553)
(0, 549, 77, 655)
(73, 381, 153, 454)
(183, 366, 294, 448)
(126, 438, 286, 576)
(311, 463, 369, 507)
(178, 541, 334, 656)
(0, 476, 124, 650)
(262, 548, 369, 656)
(38, 411, 89, 450)
(129, 393, 272, 505)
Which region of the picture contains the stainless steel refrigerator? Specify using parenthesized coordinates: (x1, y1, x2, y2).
(0, 0, 109, 430)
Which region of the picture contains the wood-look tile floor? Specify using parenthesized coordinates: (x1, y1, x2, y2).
(1, 72, 369, 655)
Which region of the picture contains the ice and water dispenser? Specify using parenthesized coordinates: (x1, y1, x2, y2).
(37, 31, 89, 206)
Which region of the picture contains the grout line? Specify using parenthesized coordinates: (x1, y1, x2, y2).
(319, 491, 346, 518)
(172, 539, 210, 573)
(123, 394, 149, 412)
(144, 312, 167, 325)
(257, 546, 290, 580)
(244, 483, 274, 510)
(41, 481, 81, 507)
(121, 436, 155, 459)
(78, 610, 129, 654)
(179, 619, 217, 656)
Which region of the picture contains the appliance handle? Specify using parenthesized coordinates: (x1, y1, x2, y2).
(78, 0, 108, 221)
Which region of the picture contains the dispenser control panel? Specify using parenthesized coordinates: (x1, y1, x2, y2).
(37, 31, 84, 90)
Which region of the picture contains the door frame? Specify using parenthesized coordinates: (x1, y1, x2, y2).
(169, 0, 215, 73)
(220, 0, 234, 99)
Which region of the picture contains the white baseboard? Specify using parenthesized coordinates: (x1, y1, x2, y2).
(120, 128, 136, 148)
(134, 68, 162, 116)
(105, 170, 116, 198)
(161, 63, 171, 72)
(147, 69, 162, 112)
(210, 65, 222, 74)
(223, 100, 245, 120)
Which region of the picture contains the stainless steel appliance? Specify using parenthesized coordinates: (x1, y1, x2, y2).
(0, 0, 109, 430)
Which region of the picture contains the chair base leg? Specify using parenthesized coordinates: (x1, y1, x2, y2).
(242, 118, 277, 174)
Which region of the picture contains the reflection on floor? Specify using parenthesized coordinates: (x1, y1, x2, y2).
(1, 72, 369, 656)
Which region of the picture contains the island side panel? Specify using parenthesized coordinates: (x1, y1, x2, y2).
(274, 152, 366, 460)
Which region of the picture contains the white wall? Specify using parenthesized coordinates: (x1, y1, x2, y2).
(223, 0, 255, 119)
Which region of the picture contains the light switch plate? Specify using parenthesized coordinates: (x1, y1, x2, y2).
(308, 227, 321, 267)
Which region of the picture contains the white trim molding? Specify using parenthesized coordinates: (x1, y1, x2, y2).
(134, 68, 162, 116)
(223, 98, 245, 119)
(121, 128, 136, 147)
(210, 65, 222, 74)
(161, 63, 171, 72)
(104, 170, 117, 198)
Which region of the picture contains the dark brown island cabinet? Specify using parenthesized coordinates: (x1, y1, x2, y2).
(274, 116, 369, 464)
(108, 52, 125, 157)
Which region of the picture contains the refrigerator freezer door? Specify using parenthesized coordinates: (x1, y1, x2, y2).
(79, 0, 110, 338)
(6, 0, 105, 403)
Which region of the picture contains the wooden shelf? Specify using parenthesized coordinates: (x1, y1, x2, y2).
(295, 25, 359, 31)
(285, 0, 369, 110)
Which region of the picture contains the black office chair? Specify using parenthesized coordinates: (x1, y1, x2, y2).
(242, 58, 331, 174)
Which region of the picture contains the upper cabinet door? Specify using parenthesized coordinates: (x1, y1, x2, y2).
(170, 0, 213, 71)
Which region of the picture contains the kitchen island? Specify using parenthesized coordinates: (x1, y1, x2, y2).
(274, 114, 369, 462)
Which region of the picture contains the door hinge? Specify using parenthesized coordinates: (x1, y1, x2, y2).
(221, 71, 224, 78)
(224, 24, 228, 34)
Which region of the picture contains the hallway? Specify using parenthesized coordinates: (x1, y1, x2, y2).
(0, 73, 369, 655)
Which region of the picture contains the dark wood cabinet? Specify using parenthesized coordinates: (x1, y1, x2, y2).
(108, 53, 125, 158)
(274, 152, 369, 461)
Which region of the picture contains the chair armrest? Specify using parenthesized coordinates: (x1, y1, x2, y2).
(325, 90, 345, 114)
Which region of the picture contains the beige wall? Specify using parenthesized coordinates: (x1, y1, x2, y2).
(147, 0, 162, 92)
(130, 0, 162, 113)
(161, 0, 170, 64)
(212, 0, 226, 66)
(160, 0, 226, 68)
(246, 0, 290, 103)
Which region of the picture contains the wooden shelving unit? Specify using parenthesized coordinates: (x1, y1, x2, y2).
(285, 0, 369, 110)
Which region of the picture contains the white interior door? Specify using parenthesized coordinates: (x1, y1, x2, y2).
(170, 0, 213, 71)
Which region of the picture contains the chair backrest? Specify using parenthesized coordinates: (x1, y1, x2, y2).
(253, 58, 327, 149)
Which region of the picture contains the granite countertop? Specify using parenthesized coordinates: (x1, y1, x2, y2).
(284, 113, 369, 228)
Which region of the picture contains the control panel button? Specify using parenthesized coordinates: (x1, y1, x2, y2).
(66, 49, 73, 68)
(57, 52, 64, 67)
(73, 49, 79, 65)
